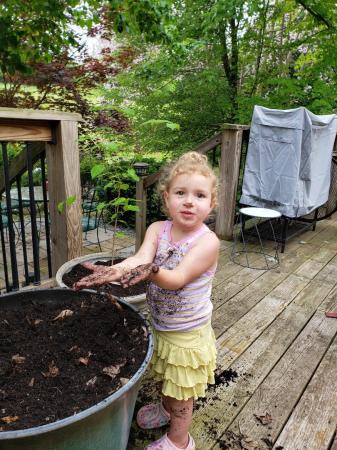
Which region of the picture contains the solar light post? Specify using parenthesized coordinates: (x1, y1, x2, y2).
(133, 162, 149, 177)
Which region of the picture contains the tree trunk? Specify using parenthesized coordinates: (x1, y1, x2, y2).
(221, 19, 239, 122)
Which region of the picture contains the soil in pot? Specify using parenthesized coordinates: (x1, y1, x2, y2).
(0, 291, 148, 431)
(62, 259, 148, 297)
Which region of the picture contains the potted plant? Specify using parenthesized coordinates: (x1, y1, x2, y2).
(0, 287, 153, 450)
(55, 158, 147, 309)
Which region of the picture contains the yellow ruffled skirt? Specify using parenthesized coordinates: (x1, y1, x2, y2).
(150, 321, 217, 401)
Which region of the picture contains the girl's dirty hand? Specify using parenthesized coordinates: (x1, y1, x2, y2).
(120, 263, 159, 288)
(73, 265, 122, 290)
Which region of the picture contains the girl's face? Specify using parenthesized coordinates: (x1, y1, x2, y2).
(164, 173, 214, 231)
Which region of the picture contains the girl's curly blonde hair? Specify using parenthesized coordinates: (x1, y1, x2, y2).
(157, 151, 218, 214)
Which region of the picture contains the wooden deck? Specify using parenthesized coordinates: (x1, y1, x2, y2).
(127, 212, 337, 450)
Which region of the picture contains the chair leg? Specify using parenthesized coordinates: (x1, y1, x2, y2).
(96, 211, 105, 251)
(280, 217, 288, 253)
(101, 210, 107, 233)
(96, 225, 102, 252)
(312, 208, 318, 231)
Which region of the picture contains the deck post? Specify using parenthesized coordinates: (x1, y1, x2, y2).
(215, 126, 244, 240)
(46, 120, 82, 274)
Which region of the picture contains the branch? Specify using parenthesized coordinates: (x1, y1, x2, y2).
(250, 0, 270, 96)
(221, 21, 232, 81)
(295, 0, 335, 29)
(33, 83, 53, 109)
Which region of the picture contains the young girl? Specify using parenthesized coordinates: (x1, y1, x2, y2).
(75, 152, 220, 450)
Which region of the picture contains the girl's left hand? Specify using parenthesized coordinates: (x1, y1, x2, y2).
(120, 263, 159, 287)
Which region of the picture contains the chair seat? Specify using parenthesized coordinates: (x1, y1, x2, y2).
(1, 199, 31, 211)
(82, 200, 98, 212)
(82, 216, 99, 232)
(1, 214, 8, 227)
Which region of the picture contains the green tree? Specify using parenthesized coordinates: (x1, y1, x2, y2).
(0, 0, 100, 74)
(105, 0, 336, 152)
(0, 0, 102, 106)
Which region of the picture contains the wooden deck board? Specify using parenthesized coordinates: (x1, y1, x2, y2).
(212, 270, 288, 336)
(192, 303, 314, 448)
(193, 277, 337, 449)
(215, 275, 309, 365)
(273, 335, 337, 450)
(218, 309, 337, 449)
(127, 212, 337, 450)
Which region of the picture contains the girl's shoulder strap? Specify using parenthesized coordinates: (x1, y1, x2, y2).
(158, 220, 171, 241)
(187, 223, 213, 245)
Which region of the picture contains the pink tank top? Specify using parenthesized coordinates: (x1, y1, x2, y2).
(147, 221, 216, 331)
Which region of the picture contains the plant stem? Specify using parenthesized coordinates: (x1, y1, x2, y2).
(111, 189, 120, 265)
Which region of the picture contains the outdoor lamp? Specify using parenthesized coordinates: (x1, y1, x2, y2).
(133, 162, 149, 177)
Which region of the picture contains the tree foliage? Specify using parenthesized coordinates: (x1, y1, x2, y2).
(103, 0, 337, 156)
(1, 0, 336, 160)
(0, 0, 100, 75)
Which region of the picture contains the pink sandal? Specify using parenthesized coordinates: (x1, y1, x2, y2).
(145, 433, 195, 450)
(137, 402, 171, 429)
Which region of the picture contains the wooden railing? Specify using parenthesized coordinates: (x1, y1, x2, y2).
(135, 124, 250, 249)
(0, 107, 83, 278)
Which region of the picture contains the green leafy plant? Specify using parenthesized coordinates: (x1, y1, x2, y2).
(90, 162, 140, 263)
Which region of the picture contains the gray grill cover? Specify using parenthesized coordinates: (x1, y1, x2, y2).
(240, 106, 337, 217)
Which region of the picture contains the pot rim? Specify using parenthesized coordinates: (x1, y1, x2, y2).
(0, 288, 153, 440)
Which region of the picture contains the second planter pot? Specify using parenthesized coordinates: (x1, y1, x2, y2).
(55, 252, 147, 311)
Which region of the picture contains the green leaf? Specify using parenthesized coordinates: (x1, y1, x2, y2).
(124, 204, 139, 212)
(165, 122, 180, 130)
(57, 201, 64, 214)
(140, 119, 180, 131)
(66, 195, 76, 206)
(91, 164, 105, 179)
(111, 105, 135, 117)
(112, 197, 127, 206)
(97, 202, 106, 211)
(119, 183, 129, 190)
(126, 168, 139, 182)
(115, 231, 125, 238)
(103, 142, 121, 153)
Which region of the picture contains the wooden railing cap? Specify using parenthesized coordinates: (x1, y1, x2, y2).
(0, 107, 83, 122)
(221, 123, 250, 130)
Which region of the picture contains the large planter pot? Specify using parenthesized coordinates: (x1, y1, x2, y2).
(55, 252, 147, 311)
(0, 288, 153, 450)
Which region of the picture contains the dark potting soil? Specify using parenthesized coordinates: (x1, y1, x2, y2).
(62, 259, 148, 297)
(214, 367, 238, 386)
(0, 291, 148, 431)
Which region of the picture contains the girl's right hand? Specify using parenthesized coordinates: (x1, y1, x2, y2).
(73, 263, 122, 290)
